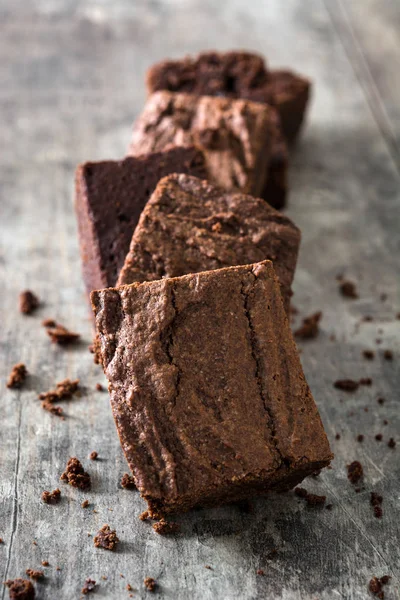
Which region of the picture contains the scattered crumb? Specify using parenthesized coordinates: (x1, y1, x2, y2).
(378, 397, 385, 405)
(120, 474, 136, 490)
(143, 578, 156, 592)
(101, 577, 107, 581)
(363, 350, 375, 360)
(294, 487, 326, 506)
(42, 318, 56, 328)
(383, 420, 388, 425)
(380, 293, 387, 302)
(347, 461, 363, 484)
(360, 377, 372, 386)
(152, 519, 179, 535)
(388, 438, 396, 449)
(7, 363, 28, 389)
(204, 565, 213, 570)
(46, 322, 80, 345)
(139, 511, 150, 522)
(25, 569, 44, 581)
(32, 541, 37, 546)
(325, 504, 333, 511)
(3, 578, 35, 599)
(41, 561, 49, 567)
(126, 584, 133, 592)
(55, 567, 61, 571)
(339, 280, 358, 299)
(362, 315, 373, 322)
(39, 378, 79, 402)
(82, 500, 89, 508)
(369, 575, 390, 598)
(256, 569, 264, 576)
(60, 457, 90, 490)
(41, 401, 64, 417)
(370, 492, 383, 519)
(95, 383, 103, 391)
(89, 451, 98, 461)
(266, 549, 278, 560)
(357, 435, 364, 443)
(329, 334, 336, 342)
(376, 338, 382, 345)
(0, 538, 3, 544)
(364, 407, 369, 412)
(335, 434, 341, 440)
(383, 350, 393, 361)
(81, 579, 96, 595)
(294, 311, 322, 339)
(19, 290, 40, 315)
(334, 379, 359, 392)
(375, 434, 383, 441)
(94, 525, 119, 551)
(41, 488, 61, 504)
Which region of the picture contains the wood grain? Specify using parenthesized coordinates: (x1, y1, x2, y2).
(1, 1, 399, 598)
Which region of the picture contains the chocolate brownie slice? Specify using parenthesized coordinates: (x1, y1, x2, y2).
(146, 50, 310, 143)
(91, 261, 332, 516)
(117, 174, 300, 312)
(75, 146, 207, 296)
(128, 91, 273, 200)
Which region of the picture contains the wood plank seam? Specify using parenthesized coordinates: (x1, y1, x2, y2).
(1, 400, 22, 599)
(324, 0, 400, 175)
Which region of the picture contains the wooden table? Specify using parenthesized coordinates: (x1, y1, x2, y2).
(1, 1, 399, 598)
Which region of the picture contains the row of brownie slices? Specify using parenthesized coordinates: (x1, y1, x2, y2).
(75, 50, 333, 517)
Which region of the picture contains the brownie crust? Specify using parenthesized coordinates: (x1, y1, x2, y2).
(128, 91, 273, 199)
(92, 261, 332, 516)
(74, 146, 207, 296)
(146, 50, 310, 143)
(117, 174, 300, 312)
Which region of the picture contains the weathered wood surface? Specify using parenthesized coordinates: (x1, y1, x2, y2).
(1, 1, 399, 598)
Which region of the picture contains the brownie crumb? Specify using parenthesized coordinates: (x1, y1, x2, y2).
(46, 322, 80, 345)
(347, 461, 363, 484)
(94, 525, 119, 551)
(295, 487, 326, 507)
(383, 420, 388, 425)
(339, 280, 358, 299)
(89, 451, 98, 461)
(383, 350, 393, 361)
(369, 575, 390, 598)
(377, 397, 385, 405)
(82, 500, 89, 508)
(388, 438, 396, 449)
(7, 363, 28, 389)
(375, 434, 383, 441)
(370, 492, 383, 519)
(3, 579, 35, 599)
(152, 519, 179, 535)
(41, 562, 49, 567)
(0, 538, 3, 544)
(294, 311, 322, 340)
(357, 434, 364, 442)
(143, 578, 156, 592)
(204, 565, 213, 570)
(41, 488, 61, 504)
(256, 569, 265, 576)
(81, 579, 96, 595)
(95, 383, 103, 391)
(363, 350, 375, 360)
(120, 474, 136, 490)
(39, 378, 80, 403)
(334, 379, 359, 392)
(19, 290, 40, 315)
(363, 315, 374, 322)
(360, 377, 372, 386)
(325, 504, 333, 510)
(60, 457, 90, 490)
(41, 401, 64, 417)
(25, 570, 44, 581)
(42, 318, 56, 328)
(139, 511, 150, 522)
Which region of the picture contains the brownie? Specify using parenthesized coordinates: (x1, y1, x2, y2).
(92, 261, 332, 516)
(146, 50, 310, 142)
(128, 91, 273, 201)
(75, 146, 207, 296)
(145, 51, 300, 209)
(117, 174, 300, 313)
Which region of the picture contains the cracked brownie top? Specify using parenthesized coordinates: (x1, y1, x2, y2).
(117, 174, 300, 312)
(91, 261, 332, 515)
(128, 91, 273, 198)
